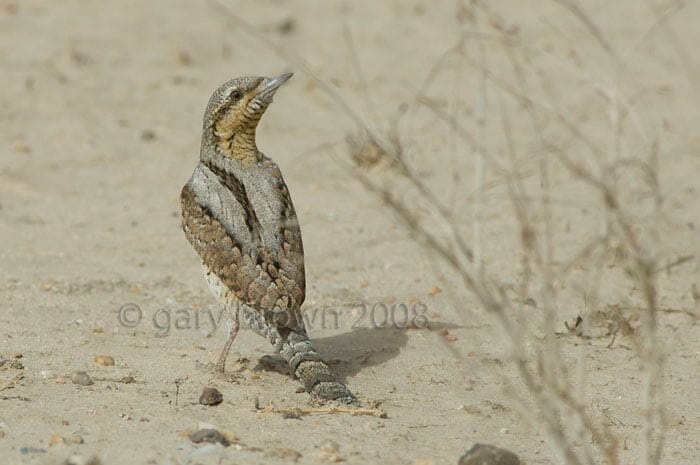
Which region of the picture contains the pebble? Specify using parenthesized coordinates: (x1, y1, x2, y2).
(12, 141, 31, 154)
(317, 439, 343, 462)
(50, 433, 83, 446)
(319, 439, 340, 453)
(276, 17, 296, 35)
(190, 428, 230, 447)
(65, 454, 102, 465)
(176, 50, 191, 66)
(199, 387, 223, 406)
(458, 444, 520, 465)
(267, 447, 302, 461)
(93, 355, 115, 366)
(8, 359, 24, 370)
(140, 129, 157, 142)
(49, 433, 65, 446)
(70, 371, 93, 386)
(19, 446, 47, 455)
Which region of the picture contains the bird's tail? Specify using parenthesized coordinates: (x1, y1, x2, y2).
(279, 330, 357, 404)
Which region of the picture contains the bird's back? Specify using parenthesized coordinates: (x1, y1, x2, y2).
(181, 152, 306, 330)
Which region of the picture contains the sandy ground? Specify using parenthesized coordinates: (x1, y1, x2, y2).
(1, 1, 698, 464)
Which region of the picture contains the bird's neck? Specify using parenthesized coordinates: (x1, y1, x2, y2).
(213, 124, 261, 164)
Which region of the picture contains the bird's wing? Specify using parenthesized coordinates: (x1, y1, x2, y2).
(262, 162, 306, 306)
(181, 162, 305, 331)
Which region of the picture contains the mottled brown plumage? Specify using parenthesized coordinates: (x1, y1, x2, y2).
(180, 73, 356, 403)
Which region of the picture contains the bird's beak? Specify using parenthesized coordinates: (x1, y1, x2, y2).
(255, 72, 293, 101)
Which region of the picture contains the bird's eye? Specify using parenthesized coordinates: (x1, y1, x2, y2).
(230, 90, 243, 101)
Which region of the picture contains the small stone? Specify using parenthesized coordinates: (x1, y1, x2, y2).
(65, 454, 102, 465)
(70, 371, 93, 386)
(656, 81, 672, 94)
(267, 447, 302, 461)
(190, 428, 230, 447)
(12, 141, 31, 154)
(440, 329, 458, 342)
(10, 359, 24, 370)
(458, 444, 520, 465)
(50, 433, 66, 446)
(276, 17, 296, 35)
(176, 50, 192, 66)
(140, 129, 157, 142)
(461, 404, 482, 415)
(0, 430, 5, 439)
(19, 446, 47, 455)
(69, 50, 93, 66)
(93, 355, 114, 366)
(120, 376, 134, 384)
(316, 439, 344, 462)
(3, 3, 18, 15)
(319, 439, 339, 453)
(199, 387, 223, 406)
(69, 435, 84, 444)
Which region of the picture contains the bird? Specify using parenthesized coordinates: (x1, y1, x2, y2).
(180, 73, 356, 404)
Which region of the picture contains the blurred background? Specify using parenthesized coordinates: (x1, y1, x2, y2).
(0, 1, 698, 464)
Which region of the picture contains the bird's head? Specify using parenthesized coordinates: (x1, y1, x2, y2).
(201, 72, 293, 162)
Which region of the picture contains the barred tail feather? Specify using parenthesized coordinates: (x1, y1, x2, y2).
(279, 331, 357, 404)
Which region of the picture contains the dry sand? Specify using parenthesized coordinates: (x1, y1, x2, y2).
(0, 1, 698, 464)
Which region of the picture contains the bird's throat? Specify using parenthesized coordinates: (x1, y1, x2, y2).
(215, 125, 260, 163)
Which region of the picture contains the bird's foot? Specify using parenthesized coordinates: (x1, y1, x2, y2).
(196, 357, 247, 382)
(214, 369, 242, 383)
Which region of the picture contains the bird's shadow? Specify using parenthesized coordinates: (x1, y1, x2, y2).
(314, 327, 408, 379)
(254, 322, 460, 381)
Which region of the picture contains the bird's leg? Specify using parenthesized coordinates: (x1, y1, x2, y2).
(216, 305, 240, 373)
